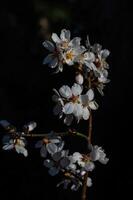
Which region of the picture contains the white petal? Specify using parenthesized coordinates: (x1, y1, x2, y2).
(49, 57, 58, 68)
(73, 103, 83, 118)
(42, 41, 55, 52)
(64, 114, 73, 126)
(101, 49, 110, 59)
(71, 83, 83, 96)
(84, 162, 95, 171)
(15, 145, 28, 157)
(89, 101, 98, 110)
(87, 177, 92, 187)
(53, 103, 63, 116)
(60, 29, 70, 41)
(40, 145, 47, 158)
(59, 85, 72, 98)
(69, 37, 81, 47)
(52, 152, 62, 162)
(84, 52, 95, 62)
(43, 54, 53, 64)
(63, 102, 74, 114)
(48, 167, 59, 176)
(82, 107, 90, 120)
(86, 89, 94, 101)
(60, 158, 70, 168)
(75, 74, 84, 85)
(3, 144, 14, 150)
(46, 143, 58, 155)
(52, 33, 61, 43)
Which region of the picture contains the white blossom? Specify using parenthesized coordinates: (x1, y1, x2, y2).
(90, 145, 109, 164)
(2, 137, 28, 157)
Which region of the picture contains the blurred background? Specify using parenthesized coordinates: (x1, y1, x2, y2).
(0, 0, 131, 199)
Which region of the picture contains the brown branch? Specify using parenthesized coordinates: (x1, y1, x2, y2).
(81, 73, 93, 200)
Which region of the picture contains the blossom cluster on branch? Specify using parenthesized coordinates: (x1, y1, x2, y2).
(0, 29, 110, 196)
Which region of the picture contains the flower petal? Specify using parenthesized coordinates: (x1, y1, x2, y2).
(87, 177, 92, 187)
(60, 157, 70, 168)
(43, 54, 53, 65)
(64, 114, 73, 126)
(15, 145, 28, 157)
(69, 37, 81, 47)
(52, 152, 62, 162)
(84, 162, 95, 171)
(60, 29, 70, 41)
(46, 143, 58, 155)
(52, 33, 61, 43)
(59, 85, 72, 98)
(89, 101, 98, 110)
(82, 107, 90, 120)
(49, 57, 58, 68)
(101, 49, 110, 59)
(40, 145, 47, 158)
(3, 144, 14, 150)
(71, 83, 83, 96)
(86, 89, 94, 101)
(42, 41, 55, 52)
(63, 102, 74, 114)
(53, 103, 63, 116)
(48, 167, 59, 176)
(73, 103, 83, 118)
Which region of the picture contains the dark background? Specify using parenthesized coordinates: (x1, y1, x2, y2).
(0, 0, 131, 199)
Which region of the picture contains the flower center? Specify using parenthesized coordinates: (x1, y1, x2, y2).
(61, 41, 69, 49)
(66, 51, 74, 60)
(70, 95, 79, 103)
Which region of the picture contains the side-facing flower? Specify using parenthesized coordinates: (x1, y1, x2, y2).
(90, 145, 109, 164)
(2, 136, 28, 157)
(43, 40, 64, 72)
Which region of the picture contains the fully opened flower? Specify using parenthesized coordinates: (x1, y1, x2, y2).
(52, 29, 81, 51)
(43, 40, 64, 72)
(35, 133, 64, 158)
(2, 136, 28, 157)
(90, 145, 109, 164)
(53, 83, 98, 125)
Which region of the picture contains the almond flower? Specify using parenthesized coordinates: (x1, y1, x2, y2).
(51, 29, 81, 51)
(35, 133, 64, 158)
(43, 29, 86, 71)
(90, 145, 109, 164)
(43, 40, 64, 73)
(2, 136, 28, 157)
(53, 83, 98, 125)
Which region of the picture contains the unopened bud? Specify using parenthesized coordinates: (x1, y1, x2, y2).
(75, 74, 83, 85)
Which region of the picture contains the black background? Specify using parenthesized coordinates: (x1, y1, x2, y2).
(0, 0, 131, 199)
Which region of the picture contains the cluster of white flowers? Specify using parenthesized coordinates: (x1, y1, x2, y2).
(43, 29, 110, 94)
(0, 28, 110, 194)
(35, 133, 108, 190)
(0, 120, 37, 157)
(53, 83, 98, 125)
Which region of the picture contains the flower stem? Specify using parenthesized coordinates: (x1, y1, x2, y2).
(23, 131, 88, 141)
(81, 112, 92, 200)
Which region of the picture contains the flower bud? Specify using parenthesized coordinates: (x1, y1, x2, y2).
(75, 74, 83, 85)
